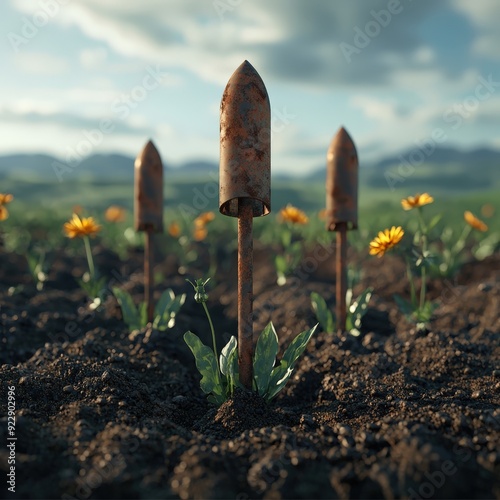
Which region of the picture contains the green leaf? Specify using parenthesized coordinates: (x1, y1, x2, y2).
(154, 289, 174, 318)
(349, 287, 373, 328)
(112, 287, 141, 330)
(153, 290, 186, 330)
(266, 324, 318, 400)
(393, 294, 414, 316)
(183, 331, 223, 398)
(267, 360, 293, 401)
(311, 292, 335, 333)
(227, 342, 240, 392)
(274, 255, 288, 274)
(428, 214, 442, 231)
(220, 336, 237, 376)
(253, 323, 279, 396)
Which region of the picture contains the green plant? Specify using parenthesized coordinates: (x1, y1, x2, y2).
(26, 247, 49, 291)
(311, 287, 372, 336)
(112, 287, 186, 331)
(274, 205, 309, 285)
(428, 210, 493, 278)
(184, 277, 317, 405)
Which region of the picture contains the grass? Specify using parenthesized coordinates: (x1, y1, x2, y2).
(2, 172, 499, 249)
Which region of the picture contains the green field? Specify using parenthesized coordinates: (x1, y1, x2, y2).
(2, 172, 499, 234)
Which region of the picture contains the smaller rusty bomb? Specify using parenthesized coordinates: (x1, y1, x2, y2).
(134, 140, 164, 322)
(326, 127, 358, 232)
(325, 127, 359, 334)
(134, 140, 164, 233)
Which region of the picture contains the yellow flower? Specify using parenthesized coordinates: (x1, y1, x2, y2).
(193, 226, 208, 241)
(279, 204, 309, 224)
(105, 205, 127, 223)
(168, 222, 181, 238)
(369, 226, 404, 258)
(0, 193, 13, 205)
(464, 211, 488, 232)
(194, 211, 215, 227)
(64, 213, 102, 239)
(401, 193, 434, 211)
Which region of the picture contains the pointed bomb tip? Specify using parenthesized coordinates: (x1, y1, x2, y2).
(328, 126, 357, 155)
(143, 139, 159, 154)
(136, 139, 161, 168)
(227, 59, 266, 90)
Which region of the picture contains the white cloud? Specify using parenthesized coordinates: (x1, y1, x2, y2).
(14, 51, 69, 75)
(453, 0, 500, 60)
(79, 48, 108, 69)
(350, 96, 401, 122)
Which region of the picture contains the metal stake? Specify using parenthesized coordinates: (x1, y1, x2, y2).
(336, 222, 348, 333)
(238, 198, 254, 389)
(144, 227, 154, 323)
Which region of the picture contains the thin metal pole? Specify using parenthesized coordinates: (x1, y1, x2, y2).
(336, 222, 347, 334)
(145, 229, 154, 323)
(238, 198, 254, 389)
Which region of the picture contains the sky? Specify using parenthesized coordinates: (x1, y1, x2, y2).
(1, 0, 499, 175)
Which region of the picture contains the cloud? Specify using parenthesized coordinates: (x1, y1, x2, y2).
(10, 0, 447, 88)
(14, 51, 69, 75)
(453, 0, 500, 60)
(0, 107, 153, 135)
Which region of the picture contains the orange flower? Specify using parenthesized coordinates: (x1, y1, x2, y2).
(401, 193, 434, 211)
(193, 226, 208, 241)
(194, 211, 215, 227)
(481, 203, 495, 218)
(318, 208, 327, 220)
(64, 213, 102, 238)
(369, 226, 404, 258)
(105, 205, 126, 223)
(0, 205, 8, 221)
(464, 211, 488, 232)
(279, 205, 309, 224)
(0, 193, 14, 220)
(0, 193, 13, 205)
(168, 222, 181, 238)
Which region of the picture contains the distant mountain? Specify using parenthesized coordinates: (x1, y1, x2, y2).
(0, 146, 498, 192)
(372, 146, 500, 170)
(175, 160, 218, 174)
(0, 152, 172, 181)
(302, 146, 500, 192)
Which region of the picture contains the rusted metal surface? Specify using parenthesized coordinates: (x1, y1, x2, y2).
(336, 222, 348, 333)
(134, 140, 164, 232)
(219, 60, 271, 218)
(237, 198, 254, 389)
(326, 127, 358, 231)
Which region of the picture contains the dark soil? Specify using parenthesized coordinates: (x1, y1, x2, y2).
(1, 244, 499, 499)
